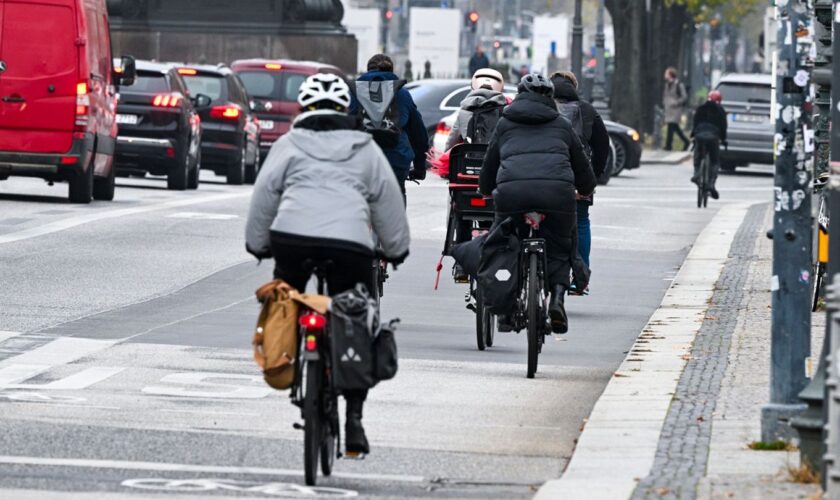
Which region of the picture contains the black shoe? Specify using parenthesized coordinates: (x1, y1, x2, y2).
(709, 188, 719, 200)
(345, 399, 369, 454)
(453, 264, 468, 283)
(549, 285, 569, 334)
(682, 142, 690, 151)
(498, 314, 513, 332)
(690, 175, 700, 185)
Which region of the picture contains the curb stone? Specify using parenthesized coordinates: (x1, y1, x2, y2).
(534, 203, 754, 500)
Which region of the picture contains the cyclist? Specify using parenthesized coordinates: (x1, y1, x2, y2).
(550, 71, 610, 292)
(245, 73, 410, 455)
(445, 68, 508, 150)
(479, 73, 596, 334)
(691, 90, 727, 200)
(351, 54, 429, 196)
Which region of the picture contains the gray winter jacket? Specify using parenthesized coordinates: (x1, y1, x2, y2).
(663, 79, 688, 124)
(245, 111, 410, 261)
(445, 89, 508, 150)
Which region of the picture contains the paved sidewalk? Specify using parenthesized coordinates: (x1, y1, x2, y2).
(536, 203, 825, 499)
(641, 149, 692, 165)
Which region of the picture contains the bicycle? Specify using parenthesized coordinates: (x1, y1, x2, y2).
(291, 260, 339, 486)
(695, 140, 712, 208)
(812, 172, 829, 311)
(507, 212, 551, 379)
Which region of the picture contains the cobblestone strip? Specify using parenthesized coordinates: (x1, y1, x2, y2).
(631, 203, 768, 500)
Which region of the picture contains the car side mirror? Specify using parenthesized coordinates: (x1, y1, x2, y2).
(192, 93, 212, 108)
(114, 55, 136, 87)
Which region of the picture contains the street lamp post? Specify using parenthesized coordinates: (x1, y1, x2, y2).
(571, 0, 583, 77)
(761, 1, 814, 443)
(591, 0, 609, 119)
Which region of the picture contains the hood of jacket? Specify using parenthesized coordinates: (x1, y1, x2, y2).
(462, 88, 508, 111)
(287, 113, 373, 162)
(503, 92, 559, 125)
(358, 70, 399, 82)
(552, 78, 580, 102)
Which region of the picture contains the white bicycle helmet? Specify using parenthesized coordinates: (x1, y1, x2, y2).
(297, 73, 352, 111)
(471, 68, 504, 92)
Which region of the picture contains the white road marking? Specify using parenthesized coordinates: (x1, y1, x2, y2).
(142, 372, 273, 399)
(0, 456, 426, 483)
(166, 212, 239, 221)
(0, 337, 115, 367)
(0, 192, 250, 246)
(0, 338, 121, 389)
(160, 408, 260, 417)
(0, 331, 21, 343)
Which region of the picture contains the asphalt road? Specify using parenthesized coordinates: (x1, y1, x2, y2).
(0, 163, 773, 499)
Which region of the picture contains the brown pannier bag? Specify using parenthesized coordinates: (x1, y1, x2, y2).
(252, 280, 329, 390)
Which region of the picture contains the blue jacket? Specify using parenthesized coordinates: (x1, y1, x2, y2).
(351, 71, 429, 175)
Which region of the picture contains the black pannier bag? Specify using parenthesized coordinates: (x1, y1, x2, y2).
(373, 319, 400, 381)
(450, 232, 487, 279)
(329, 285, 379, 390)
(477, 218, 520, 315)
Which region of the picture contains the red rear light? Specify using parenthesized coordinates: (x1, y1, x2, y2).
(436, 122, 451, 135)
(299, 313, 327, 330)
(210, 105, 241, 120)
(74, 80, 90, 131)
(60, 156, 78, 165)
(152, 94, 182, 108)
(264, 63, 283, 70)
(178, 68, 197, 76)
(305, 334, 317, 352)
(470, 197, 488, 207)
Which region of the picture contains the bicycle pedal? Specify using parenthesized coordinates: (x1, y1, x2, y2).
(343, 451, 366, 460)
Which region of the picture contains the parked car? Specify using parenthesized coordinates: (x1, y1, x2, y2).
(113, 61, 204, 190)
(406, 79, 484, 143)
(715, 73, 774, 171)
(231, 59, 344, 162)
(177, 64, 260, 184)
(0, 0, 135, 203)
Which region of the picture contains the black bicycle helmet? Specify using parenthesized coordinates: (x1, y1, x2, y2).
(517, 73, 554, 96)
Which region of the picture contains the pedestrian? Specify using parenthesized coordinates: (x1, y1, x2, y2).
(662, 66, 690, 151)
(550, 71, 610, 294)
(350, 54, 429, 197)
(245, 73, 410, 455)
(480, 74, 596, 334)
(468, 46, 490, 76)
(690, 90, 727, 199)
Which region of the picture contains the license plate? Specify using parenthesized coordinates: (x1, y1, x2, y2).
(259, 120, 274, 130)
(116, 114, 138, 125)
(731, 113, 768, 124)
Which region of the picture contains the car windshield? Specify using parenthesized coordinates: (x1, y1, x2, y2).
(716, 83, 771, 104)
(182, 75, 227, 103)
(129, 72, 169, 93)
(238, 71, 308, 102)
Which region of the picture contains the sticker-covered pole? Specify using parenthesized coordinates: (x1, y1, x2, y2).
(761, 0, 815, 442)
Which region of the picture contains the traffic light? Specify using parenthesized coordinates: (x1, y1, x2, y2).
(466, 10, 479, 33)
(384, 9, 394, 21)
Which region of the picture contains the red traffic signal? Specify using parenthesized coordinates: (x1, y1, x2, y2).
(468, 11, 479, 23)
(385, 9, 394, 20)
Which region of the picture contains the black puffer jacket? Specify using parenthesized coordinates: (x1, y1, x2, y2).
(692, 100, 727, 141)
(552, 77, 610, 179)
(479, 92, 596, 213)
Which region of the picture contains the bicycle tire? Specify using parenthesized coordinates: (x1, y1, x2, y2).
(303, 359, 322, 486)
(484, 301, 495, 348)
(526, 253, 539, 379)
(697, 154, 706, 208)
(475, 283, 486, 351)
(320, 426, 335, 476)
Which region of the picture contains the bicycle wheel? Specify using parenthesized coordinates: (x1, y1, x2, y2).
(526, 253, 539, 379)
(320, 422, 335, 476)
(475, 283, 487, 351)
(303, 359, 322, 486)
(484, 301, 495, 348)
(697, 157, 705, 208)
(702, 154, 710, 208)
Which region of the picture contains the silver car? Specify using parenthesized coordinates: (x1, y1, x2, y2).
(715, 73, 773, 170)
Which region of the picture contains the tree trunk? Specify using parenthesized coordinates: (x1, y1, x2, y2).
(605, 0, 649, 132)
(649, 1, 693, 121)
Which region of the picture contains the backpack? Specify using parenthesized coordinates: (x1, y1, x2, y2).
(466, 105, 503, 145)
(558, 101, 592, 160)
(354, 79, 406, 149)
(477, 218, 520, 316)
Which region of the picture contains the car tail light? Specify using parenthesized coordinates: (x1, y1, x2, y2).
(210, 104, 241, 120)
(469, 197, 488, 207)
(74, 81, 90, 131)
(299, 313, 327, 330)
(152, 94, 182, 108)
(264, 63, 282, 70)
(436, 122, 451, 135)
(60, 156, 78, 165)
(305, 334, 317, 352)
(177, 68, 197, 76)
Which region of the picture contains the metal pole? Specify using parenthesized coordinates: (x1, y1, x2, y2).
(761, 0, 813, 443)
(571, 0, 583, 77)
(591, 0, 609, 119)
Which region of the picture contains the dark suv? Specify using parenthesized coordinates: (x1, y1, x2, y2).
(114, 61, 203, 190)
(178, 65, 260, 184)
(716, 73, 773, 171)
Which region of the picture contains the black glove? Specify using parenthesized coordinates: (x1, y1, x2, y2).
(408, 164, 427, 181)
